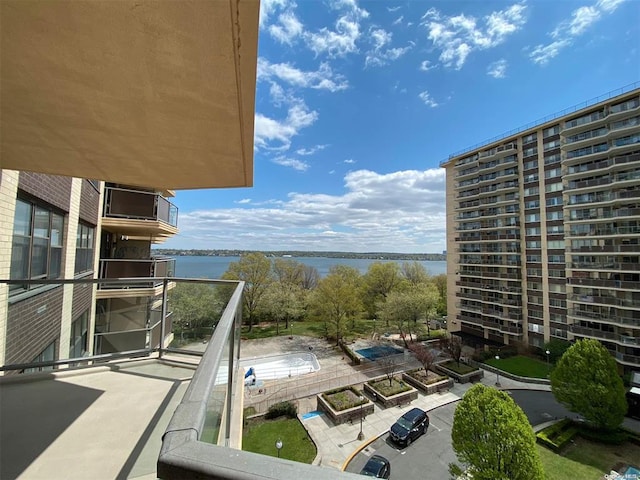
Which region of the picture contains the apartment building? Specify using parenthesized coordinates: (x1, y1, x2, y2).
(442, 86, 640, 374)
(0, 172, 101, 370)
(0, 173, 180, 369)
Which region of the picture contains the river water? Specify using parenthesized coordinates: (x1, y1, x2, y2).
(174, 255, 447, 279)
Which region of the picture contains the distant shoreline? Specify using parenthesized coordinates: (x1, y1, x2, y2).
(153, 249, 447, 262)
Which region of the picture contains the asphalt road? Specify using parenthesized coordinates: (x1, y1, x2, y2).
(345, 390, 572, 479)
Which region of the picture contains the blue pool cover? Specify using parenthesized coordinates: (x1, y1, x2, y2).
(355, 345, 403, 361)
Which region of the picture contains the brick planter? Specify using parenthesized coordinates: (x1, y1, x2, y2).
(316, 390, 374, 425)
(363, 379, 418, 409)
(402, 370, 454, 394)
(433, 362, 483, 384)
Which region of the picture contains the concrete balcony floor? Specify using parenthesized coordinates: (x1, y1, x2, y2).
(0, 357, 197, 480)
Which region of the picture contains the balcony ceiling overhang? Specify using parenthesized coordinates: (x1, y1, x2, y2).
(0, 0, 258, 190)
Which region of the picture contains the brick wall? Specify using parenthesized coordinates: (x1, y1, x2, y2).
(71, 283, 93, 320)
(19, 172, 72, 212)
(5, 288, 64, 368)
(79, 180, 101, 225)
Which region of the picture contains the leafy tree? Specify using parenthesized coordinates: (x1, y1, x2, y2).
(431, 274, 447, 316)
(309, 265, 362, 345)
(300, 264, 320, 290)
(451, 384, 544, 480)
(272, 258, 305, 287)
(542, 338, 571, 364)
(376, 290, 424, 348)
(222, 252, 272, 331)
(362, 262, 404, 319)
(170, 282, 222, 340)
(408, 342, 436, 375)
(414, 282, 440, 336)
(550, 338, 627, 431)
(440, 335, 463, 366)
(260, 282, 305, 335)
(401, 261, 429, 285)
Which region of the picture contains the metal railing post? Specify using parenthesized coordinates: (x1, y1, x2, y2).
(159, 277, 169, 358)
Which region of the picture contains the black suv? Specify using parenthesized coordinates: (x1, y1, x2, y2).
(359, 455, 390, 478)
(389, 407, 429, 446)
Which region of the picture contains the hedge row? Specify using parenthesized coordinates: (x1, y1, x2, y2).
(536, 419, 578, 452)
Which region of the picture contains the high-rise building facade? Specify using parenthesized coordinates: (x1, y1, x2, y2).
(442, 87, 640, 373)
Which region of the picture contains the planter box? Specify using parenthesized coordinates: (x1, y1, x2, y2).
(363, 379, 418, 409)
(316, 391, 374, 425)
(433, 362, 483, 384)
(402, 371, 454, 394)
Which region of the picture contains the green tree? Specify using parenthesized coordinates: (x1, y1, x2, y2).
(431, 273, 447, 316)
(309, 265, 362, 345)
(170, 282, 221, 341)
(260, 282, 305, 335)
(377, 290, 424, 348)
(451, 384, 544, 480)
(222, 252, 272, 331)
(362, 262, 404, 319)
(401, 261, 429, 285)
(550, 338, 627, 431)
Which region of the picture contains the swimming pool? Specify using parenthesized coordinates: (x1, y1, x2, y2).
(240, 352, 320, 381)
(355, 344, 403, 361)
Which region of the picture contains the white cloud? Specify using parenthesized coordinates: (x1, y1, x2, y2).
(296, 144, 329, 156)
(344, 159, 356, 164)
(236, 199, 252, 204)
(258, 58, 349, 92)
(259, 0, 291, 28)
(304, 0, 369, 57)
(487, 59, 508, 78)
(269, 11, 304, 44)
(530, 0, 627, 65)
(272, 157, 310, 171)
(387, 6, 401, 12)
(254, 101, 318, 151)
(418, 90, 439, 108)
(421, 2, 527, 70)
(392, 15, 404, 26)
(173, 168, 447, 253)
(365, 27, 412, 67)
(419, 60, 435, 71)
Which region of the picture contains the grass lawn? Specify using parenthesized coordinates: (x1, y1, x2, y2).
(485, 355, 551, 378)
(242, 416, 316, 463)
(538, 436, 640, 480)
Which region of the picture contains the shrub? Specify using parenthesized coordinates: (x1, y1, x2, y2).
(265, 401, 297, 419)
(322, 386, 364, 411)
(536, 419, 578, 452)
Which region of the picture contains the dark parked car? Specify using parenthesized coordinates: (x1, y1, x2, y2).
(359, 454, 391, 478)
(389, 407, 429, 446)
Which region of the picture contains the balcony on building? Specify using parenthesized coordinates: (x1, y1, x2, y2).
(0, 277, 362, 480)
(102, 186, 179, 241)
(97, 256, 177, 298)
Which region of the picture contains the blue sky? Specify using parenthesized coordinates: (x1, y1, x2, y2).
(163, 0, 639, 254)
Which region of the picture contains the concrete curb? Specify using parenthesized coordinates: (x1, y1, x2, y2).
(340, 432, 384, 471)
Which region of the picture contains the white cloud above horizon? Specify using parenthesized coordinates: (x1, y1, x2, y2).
(171, 168, 447, 253)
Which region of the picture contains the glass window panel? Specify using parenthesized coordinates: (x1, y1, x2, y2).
(13, 200, 32, 236)
(49, 247, 62, 279)
(33, 207, 50, 238)
(51, 214, 63, 247)
(31, 238, 48, 278)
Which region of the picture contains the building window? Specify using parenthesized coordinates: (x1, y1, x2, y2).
(70, 311, 89, 359)
(75, 224, 95, 275)
(23, 341, 56, 373)
(10, 198, 64, 293)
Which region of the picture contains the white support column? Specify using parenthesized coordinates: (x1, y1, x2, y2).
(0, 170, 20, 370)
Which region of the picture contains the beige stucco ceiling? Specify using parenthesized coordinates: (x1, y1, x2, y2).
(0, 0, 258, 191)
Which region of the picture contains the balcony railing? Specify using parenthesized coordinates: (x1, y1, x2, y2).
(98, 257, 176, 288)
(0, 276, 363, 479)
(103, 186, 178, 227)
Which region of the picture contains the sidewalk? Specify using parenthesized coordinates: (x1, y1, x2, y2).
(239, 336, 554, 472)
(299, 369, 550, 471)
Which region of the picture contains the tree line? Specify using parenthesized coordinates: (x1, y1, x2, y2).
(169, 252, 447, 345)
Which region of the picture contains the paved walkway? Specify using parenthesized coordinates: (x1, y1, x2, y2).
(239, 335, 554, 472)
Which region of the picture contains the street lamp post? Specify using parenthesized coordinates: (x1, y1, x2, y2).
(545, 349, 551, 376)
(289, 322, 294, 338)
(495, 355, 501, 387)
(275, 439, 283, 458)
(357, 396, 365, 441)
